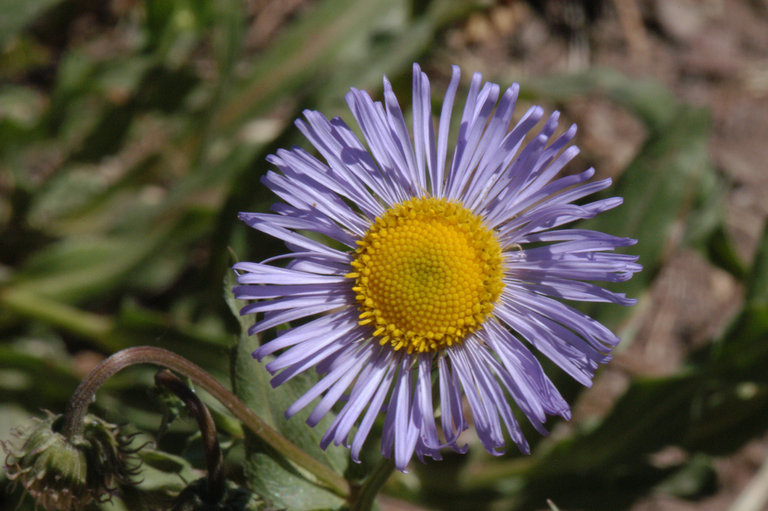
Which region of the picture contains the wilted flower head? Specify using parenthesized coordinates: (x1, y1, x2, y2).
(234, 64, 640, 471)
(3, 412, 139, 510)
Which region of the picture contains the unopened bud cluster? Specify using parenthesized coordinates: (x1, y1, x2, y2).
(3, 412, 139, 511)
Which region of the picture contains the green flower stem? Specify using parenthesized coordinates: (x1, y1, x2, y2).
(61, 346, 350, 499)
(349, 458, 395, 511)
(155, 369, 225, 505)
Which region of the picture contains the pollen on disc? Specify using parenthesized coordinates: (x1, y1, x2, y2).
(348, 197, 504, 353)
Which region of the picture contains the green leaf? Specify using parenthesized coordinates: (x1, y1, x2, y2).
(530, 375, 700, 477)
(136, 446, 200, 492)
(578, 104, 717, 332)
(307, 0, 485, 113)
(0, 0, 64, 46)
(702, 224, 748, 281)
(468, 375, 726, 510)
(0, 85, 46, 133)
(746, 219, 768, 306)
(517, 376, 768, 481)
(215, 0, 396, 131)
(113, 299, 231, 355)
(681, 381, 768, 455)
(603, 105, 711, 288)
(27, 163, 115, 224)
(150, 379, 191, 441)
(653, 454, 716, 499)
(0, 341, 81, 410)
(228, 278, 348, 509)
(215, 0, 482, 134)
(231, 332, 347, 510)
(681, 155, 746, 280)
(11, 227, 172, 304)
(521, 68, 679, 130)
(705, 220, 768, 378)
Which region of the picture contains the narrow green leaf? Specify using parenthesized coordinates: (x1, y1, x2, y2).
(0, 0, 64, 45)
(521, 68, 679, 130)
(215, 0, 396, 131)
(593, 106, 712, 294)
(11, 226, 172, 304)
(703, 224, 748, 281)
(577, 104, 717, 332)
(215, 0, 482, 134)
(705, 220, 768, 377)
(746, 219, 768, 306)
(0, 343, 81, 410)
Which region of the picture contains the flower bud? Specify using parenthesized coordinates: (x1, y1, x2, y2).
(3, 412, 139, 510)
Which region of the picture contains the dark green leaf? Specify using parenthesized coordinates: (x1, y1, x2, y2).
(681, 382, 768, 454)
(231, 332, 347, 510)
(137, 446, 200, 492)
(529, 375, 700, 477)
(0, 0, 64, 45)
(746, 219, 768, 306)
(704, 220, 768, 377)
(653, 454, 716, 500)
(702, 224, 748, 281)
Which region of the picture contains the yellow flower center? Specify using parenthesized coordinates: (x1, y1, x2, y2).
(347, 197, 504, 353)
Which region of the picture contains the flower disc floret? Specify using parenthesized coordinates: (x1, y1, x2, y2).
(348, 197, 504, 353)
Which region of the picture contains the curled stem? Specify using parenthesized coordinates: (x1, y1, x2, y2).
(155, 369, 225, 505)
(61, 346, 349, 498)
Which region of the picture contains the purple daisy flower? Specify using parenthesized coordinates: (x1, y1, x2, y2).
(234, 63, 640, 471)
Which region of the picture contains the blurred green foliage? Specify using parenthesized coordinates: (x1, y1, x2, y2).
(1, 0, 767, 510)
